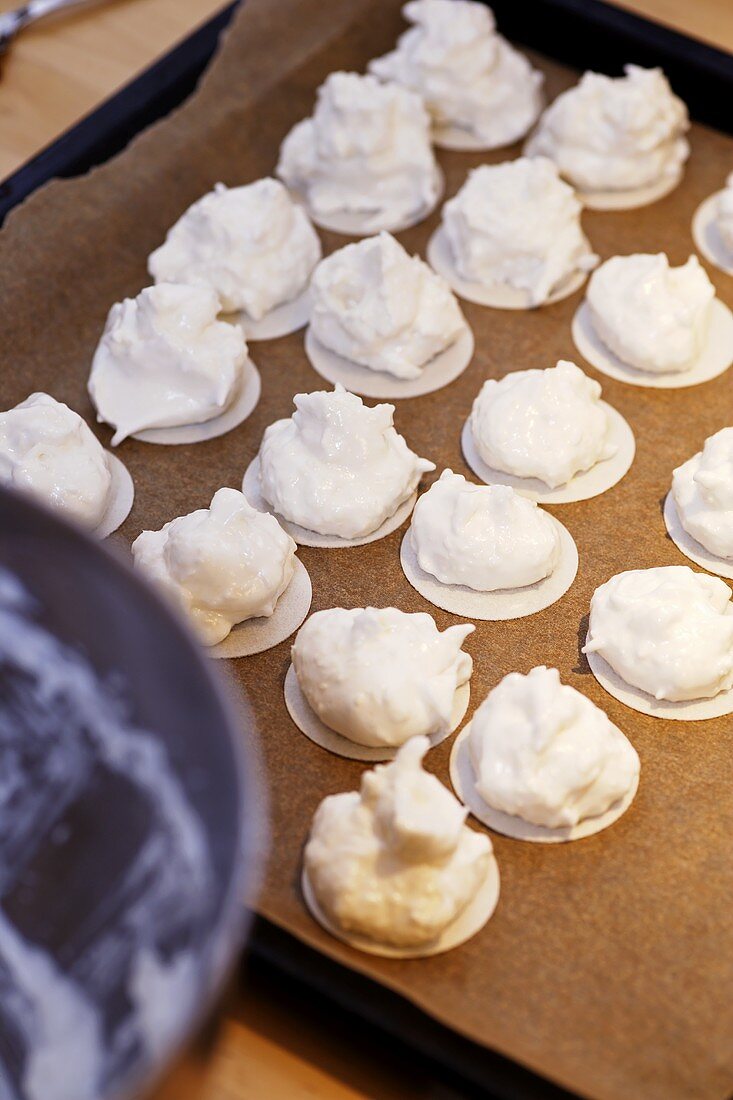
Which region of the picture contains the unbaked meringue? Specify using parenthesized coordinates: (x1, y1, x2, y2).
(148, 178, 321, 318)
(292, 606, 473, 747)
(717, 172, 733, 255)
(304, 735, 492, 947)
(525, 64, 689, 195)
(672, 428, 733, 560)
(469, 666, 639, 828)
(309, 232, 465, 379)
(586, 254, 714, 374)
(259, 385, 434, 538)
(441, 158, 597, 305)
(410, 470, 560, 590)
(277, 71, 439, 231)
(89, 283, 247, 445)
(369, 0, 542, 149)
(0, 393, 112, 529)
(470, 360, 616, 489)
(584, 566, 733, 702)
(132, 487, 296, 646)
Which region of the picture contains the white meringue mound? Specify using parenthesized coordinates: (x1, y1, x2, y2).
(292, 606, 473, 748)
(148, 178, 321, 318)
(470, 360, 616, 490)
(469, 666, 639, 829)
(309, 232, 465, 379)
(259, 384, 434, 538)
(276, 71, 439, 230)
(304, 735, 492, 947)
(0, 393, 112, 529)
(369, 0, 543, 148)
(89, 283, 247, 446)
(584, 566, 733, 702)
(717, 172, 733, 255)
(525, 64, 689, 194)
(442, 158, 598, 306)
(672, 427, 733, 560)
(586, 253, 714, 375)
(132, 487, 296, 646)
(411, 470, 560, 591)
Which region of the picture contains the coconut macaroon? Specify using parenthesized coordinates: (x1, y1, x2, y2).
(308, 232, 465, 380)
(672, 428, 733, 561)
(89, 284, 248, 445)
(465, 666, 639, 831)
(525, 64, 689, 203)
(304, 736, 496, 950)
(586, 254, 715, 375)
(369, 0, 543, 150)
(410, 470, 560, 591)
(132, 488, 297, 646)
(148, 179, 321, 322)
(469, 361, 616, 490)
(276, 71, 441, 233)
(291, 606, 473, 749)
(584, 566, 733, 703)
(438, 158, 597, 306)
(256, 385, 434, 539)
(0, 393, 117, 530)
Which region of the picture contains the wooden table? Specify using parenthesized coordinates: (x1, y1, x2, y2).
(1, 1, 731, 1096)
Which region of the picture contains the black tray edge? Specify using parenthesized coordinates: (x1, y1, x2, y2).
(246, 915, 579, 1099)
(491, 0, 733, 135)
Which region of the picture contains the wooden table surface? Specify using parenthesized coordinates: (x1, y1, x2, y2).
(0, 1, 731, 1097)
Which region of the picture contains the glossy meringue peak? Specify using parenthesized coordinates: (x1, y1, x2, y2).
(469, 666, 639, 828)
(304, 735, 492, 947)
(132, 487, 296, 646)
(411, 470, 560, 590)
(442, 157, 598, 305)
(0, 392, 112, 529)
(470, 360, 616, 489)
(525, 64, 689, 194)
(148, 178, 321, 318)
(277, 71, 440, 230)
(292, 605, 473, 747)
(587, 253, 714, 374)
(310, 232, 465, 378)
(584, 566, 733, 702)
(89, 283, 247, 445)
(369, 0, 543, 148)
(259, 384, 434, 538)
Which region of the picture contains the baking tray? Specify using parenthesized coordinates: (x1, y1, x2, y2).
(1, 3, 732, 1099)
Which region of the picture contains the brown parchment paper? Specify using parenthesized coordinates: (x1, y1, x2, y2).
(2, 2, 733, 1097)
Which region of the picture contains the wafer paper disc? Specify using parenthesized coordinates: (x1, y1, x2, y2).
(572, 300, 733, 390)
(242, 456, 418, 548)
(209, 559, 312, 659)
(94, 453, 135, 538)
(301, 856, 500, 958)
(692, 192, 733, 277)
(284, 662, 469, 761)
(450, 721, 638, 842)
(304, 323, 474, 400)
(426, 225, 589, 310)
(460, 408, 634, 504)
(399, 519, 577, 620)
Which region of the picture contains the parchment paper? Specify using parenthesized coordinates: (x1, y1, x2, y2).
(2, 3, 732, 1098)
